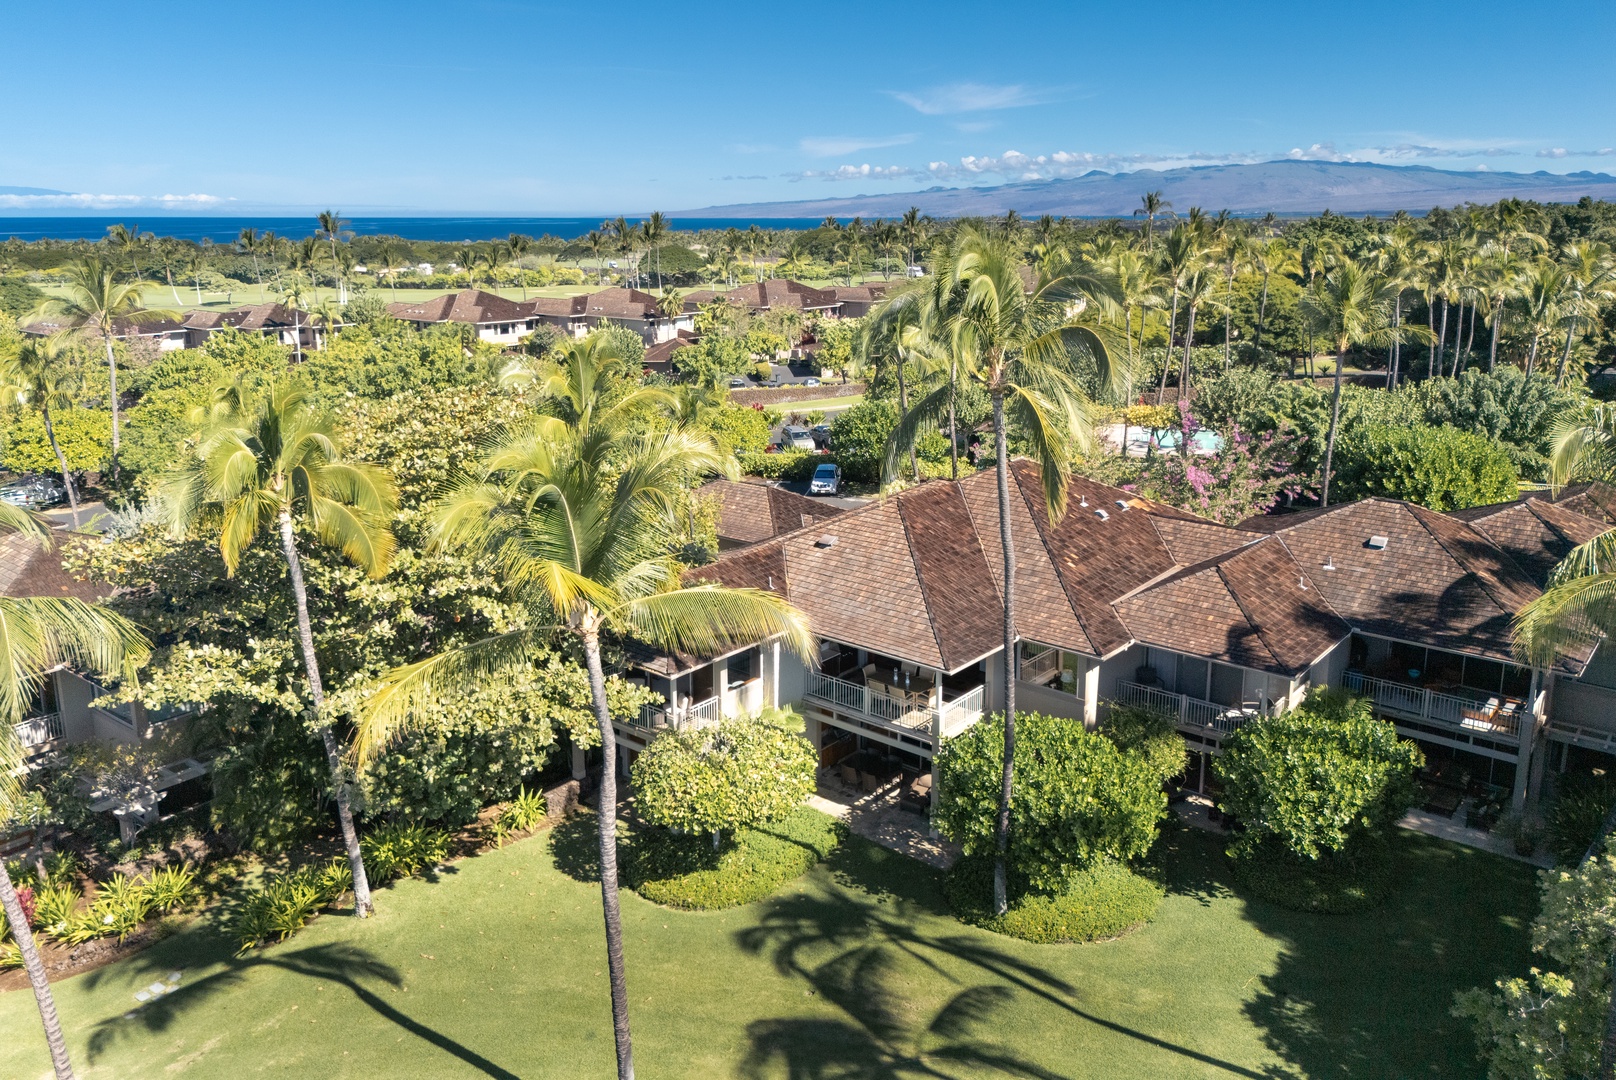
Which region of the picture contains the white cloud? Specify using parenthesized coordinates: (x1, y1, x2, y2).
(798, 134, 915, 157)
(927, 149, 1265, 181)
(891, 82, 1056, 115)
(1537, 146, 1615, 158)
(1286, 141, 1516, 161)
(0, 192, 226, 209)
(788, 164, 915, 182)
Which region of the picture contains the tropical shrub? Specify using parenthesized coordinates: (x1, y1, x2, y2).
(232, 864, 338, 953)
(1101, 702, 1188, 787)
(631, 719, 816, 842)
(1454, 838, 1616, 1080)
(828, 399, 898, 483)
(491, 787, 550, 845)
(935, 711, 1167, 896)
(946, 855, 1164, 943)
(1215, 688, 1422, 861)
(1415, 367, 1575, 478)
(738, 449, 820, 481)
(1330, 421, 1517, 510)
(0, 408, 112, 476)
(701, 402, 773, 456)
(360, 821, 452, 882)
(30, 884, 80, 936)
(1545, 771, 1616, 866)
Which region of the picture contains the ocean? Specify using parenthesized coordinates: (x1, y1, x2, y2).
(0, 216, 833, 243)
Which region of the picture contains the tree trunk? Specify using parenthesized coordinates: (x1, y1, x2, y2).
(1427, 301, 1437, 378)
(1461, 303, 1478, 376)
(40, 409, 80, 529)
(1255, 273, 1270, 350)
(0, 858, 77, 1079)
(1488, 298, 1502, 373)
(1320, 346, 1346, 507)
(1526, 331, 1541, 378)
(948, 361, 959, 481)
(581, 629, 635, 1080)
(1557, 319, 1579, 387)
(292, 313, 304, 364)
(1390, 294, 1403, 390)
(277, 513, 373, 918)
(1180, 302, 1199, 425)
(1435, 299, 1449, 378)
(990, 390, 1016, 918)
(102, 332, 120, 486)
(896, 361, 918, 481)
(1156, 286, 1180, 404)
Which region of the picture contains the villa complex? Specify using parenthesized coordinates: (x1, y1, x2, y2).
(617, 467, 1616, 813)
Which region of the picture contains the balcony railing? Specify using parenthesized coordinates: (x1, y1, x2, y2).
(1020, 647, 1061, 685)
(1114, 680, 1253, 736)
(804, 670, 985, 742)
(14, 712, 64, 750)
(630, 695, 722, 734)
(1342, 671, 1525, 741)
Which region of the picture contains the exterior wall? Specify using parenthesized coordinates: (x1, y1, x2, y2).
(1307, 638, 1352, 698)
(1015, 679, 1086, 723)
(476, 321, 532, 345)
(1548, 678, 1616, 739)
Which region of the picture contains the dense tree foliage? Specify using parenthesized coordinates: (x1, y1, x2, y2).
(1330, 420, 1518, 510)
(630, 719, 816, 841)
(936, 711, 1167, 896)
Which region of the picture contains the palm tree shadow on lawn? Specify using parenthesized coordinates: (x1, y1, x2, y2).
(79, 939, 520, 1080)
(735, 836, 1272, 1080)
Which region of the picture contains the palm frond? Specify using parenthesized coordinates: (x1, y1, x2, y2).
(612, 586, 816, 665)
(353, 628, 553, 765)
(882, 384, 954, 487)
(0, 503, 52, 548)
(0, 597, 150, 726)
(1514, 572, 1616, 668)
(1003, 385, 1073, 522)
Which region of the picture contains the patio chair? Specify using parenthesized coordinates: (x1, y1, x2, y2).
(860, 771, 881, 794)
(839, 763, 859, 788)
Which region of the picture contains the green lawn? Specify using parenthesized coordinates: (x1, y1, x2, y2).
(0, 822, 1537, 1079)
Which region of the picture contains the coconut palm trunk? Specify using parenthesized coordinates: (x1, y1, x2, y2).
(990, 388, 1016, 917)
(1390, 295, 1402, 389)
(100, 332, 121, 484)
(580, 624, 634, 1080)
(896, 362, 918, 481)
(1488, 298, 1503, 372)
(1557, 317, 1580, 387)
(1256, 272, 1270, 351)
(277, 512, 373, 917)
(40, 409, 80, 529)
(948, 356, 959, 480)
(1319, 346, 1347, 507)
(1155, 286, 1180, 404)
(1, 851, 76, 1079)
(1435, 299, 1449, 377)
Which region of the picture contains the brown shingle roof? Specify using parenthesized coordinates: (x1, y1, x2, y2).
(1457, 497, 1611, 587)
(0, 532, 109, 602)
(697, 479, 844, 546)
(897, 481, 1003, 669)
(1116, 538, 1349, 675)
(723, 280, 839, 313)
(387, 289, 529, 325)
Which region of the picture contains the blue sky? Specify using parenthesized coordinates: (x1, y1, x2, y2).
(5, 0, 1613, 214)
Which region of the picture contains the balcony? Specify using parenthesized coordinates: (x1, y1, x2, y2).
(14, 711, 64, 752)
(1114, 680, 1255, 737)
(803, 670, 986, 748)
(628, 695, 722, 734)
(1342, 671, 1531, 743)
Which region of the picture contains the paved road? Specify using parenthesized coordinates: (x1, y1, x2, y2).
(773, 480, 868, 512)
(41, 501, 111, 533)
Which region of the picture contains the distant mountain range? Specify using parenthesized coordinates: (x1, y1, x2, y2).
(679, 161, 1616, 219)
(0, 186, 70, 196)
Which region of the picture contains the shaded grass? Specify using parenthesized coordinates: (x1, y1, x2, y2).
(946, 854, 1165, 943)
(0, 821, 1537, 1079)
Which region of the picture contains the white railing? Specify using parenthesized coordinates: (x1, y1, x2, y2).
(632, 695, 722, 733)
(941, 685, 985, 737)
(14, 712, 64, 749)
(804, 670, 986, 738)
(1020, 647, 1061, 685)
(1342, 671, 1522, 740)
(1114, 680, 1252, 737)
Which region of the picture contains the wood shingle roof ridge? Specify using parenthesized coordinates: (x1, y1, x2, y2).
(893, 478, 1003, 671)
(1400, 499, 1542, 617)
(1006, 460, 1099, 655)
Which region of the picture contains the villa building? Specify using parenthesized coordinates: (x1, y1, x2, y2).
(22, 302, 323, 352)
(613, 465, 1616, 815)
(387, 289, 536, 345)
(681, 279, 889, 320)
(522, 287, 694, 344)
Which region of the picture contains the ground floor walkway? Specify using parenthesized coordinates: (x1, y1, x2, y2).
(808, 770, 959, 869)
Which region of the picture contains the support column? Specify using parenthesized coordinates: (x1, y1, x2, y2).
(770, 641, 781, 710)
(1083, 660, 1101, 730)
(571, 744, 586, 781)
(930, 685, 943, 837)
(1511, 669, 1543, 809)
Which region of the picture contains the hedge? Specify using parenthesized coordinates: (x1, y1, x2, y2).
(946, 854, 1164, 944)
(626, 806, 844, 910)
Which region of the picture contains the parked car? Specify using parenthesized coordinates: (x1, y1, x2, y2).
(803, 377, 821, 387)
(727, 377, 747, 388)
(0, 475, 65, 509)
(810, 424, 833, 448)
(764, 377, 782, 388)
(779, 426, 815, 452)
(809, 462, 843, 495)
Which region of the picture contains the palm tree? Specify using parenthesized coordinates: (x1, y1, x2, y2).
(456, 245, 479, 290)
(0, 510, 149, 1080)
(1175, 263, 1226, 402)
(643, 212, 670, 290)
(1371, 227, 1419, 388)
(507, 233, 533, 299)
(151, 239, 185, 306)
(162, 383, 395, 918)
(237, 228, 268, 302)
(311, 297, 344, 349)
(356, 422, 813, 1080)
(1517, 257, 1569, 379)
(1249, 237, 1297, 356)
(374, 238, 404, 297)
(1214, 225, 1251, 370)
(1555, 242, 1616, 386)
(480, 243, 508, 294)
(0, 336, 85, 527)
(1302, 262, 1427, 506)
(26, 258, 178, 486)
(612, 218, 639, 288)
(1154, 223, 1200, 402)
(900, 207, 927, 270)
(878, 228, 1125, 916)
(281, 276, 312, 364)
(316, 211, 352, 303)
(1133, 191, 1171, 249)
(500, 330, 671, 432)
(584, 230, 611, 284)
(104, 222, 147, 281)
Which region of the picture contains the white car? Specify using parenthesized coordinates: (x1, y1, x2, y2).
(809, 462, 843, 495)
(779, 426, 815, 452)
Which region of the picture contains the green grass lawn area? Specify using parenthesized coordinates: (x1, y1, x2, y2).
(0, 822, 1537, 1079)
(32, 282, 602, 314)
(770, 394, 864, 412)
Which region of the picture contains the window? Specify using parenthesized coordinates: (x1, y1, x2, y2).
(727, 648, 757, 685)
(1175, 657, 1208, 699)
(1209, 663, 1243, 708)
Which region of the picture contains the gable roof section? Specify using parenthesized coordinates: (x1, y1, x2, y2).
(1150, 514, 1254, 565)
(388, 289, 527, 325)
(0, 532, 109, 602)
(698, 479, 844, 546)
(1458, 497, 1611, 586)
(896, 481, 1003, 670)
